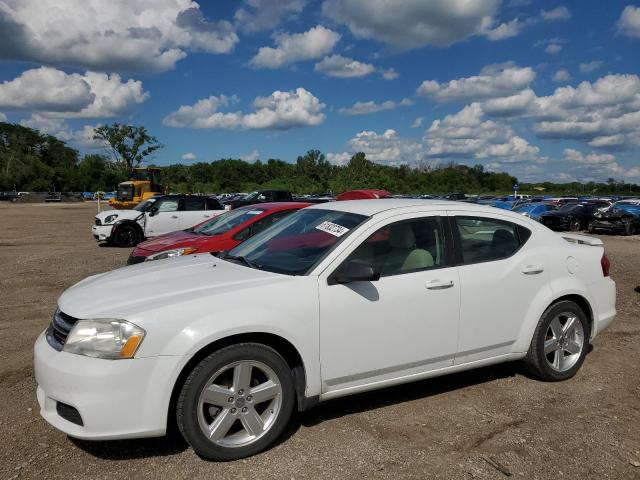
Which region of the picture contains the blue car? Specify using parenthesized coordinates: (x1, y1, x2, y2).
(512, 203, 556, 221)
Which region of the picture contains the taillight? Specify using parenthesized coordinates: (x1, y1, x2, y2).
(601, 252, 610, 277)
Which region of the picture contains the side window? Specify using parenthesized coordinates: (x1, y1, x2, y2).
(181, 197, 205, 211)
(454, 216, 528, 264)
(156, 199, 179, 212)
(206, 198, 224, 210)
(345, 216, 447, 277)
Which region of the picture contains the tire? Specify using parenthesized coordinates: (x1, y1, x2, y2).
(569, 218, 581, 232)
(176, 343, 295, 461)
(112, 223, 140, 247)
(587, 222, 596, 234)
(524, 300, 590, 381)
(623, 223, 635, 236)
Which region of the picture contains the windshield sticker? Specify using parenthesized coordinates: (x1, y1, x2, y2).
(315, 221, 350, 237)
(246, 210, 263, 215)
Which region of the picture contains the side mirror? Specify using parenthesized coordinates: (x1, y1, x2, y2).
(148, 207, 159, 216)
(330, 260, 380, 285)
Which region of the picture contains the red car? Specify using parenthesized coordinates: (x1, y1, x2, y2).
(127, 202, 311, 265)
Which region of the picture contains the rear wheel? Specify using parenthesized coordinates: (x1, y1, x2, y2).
(176, 343, 295, 461)
(112, 224, 140, 247)
(524, 300, 589, 381)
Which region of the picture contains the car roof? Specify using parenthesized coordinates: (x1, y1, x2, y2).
(306, 198, 476, 216)
(235, 201, 311, 212)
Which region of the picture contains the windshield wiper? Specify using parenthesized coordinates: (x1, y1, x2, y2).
(221, 253, 262, 269)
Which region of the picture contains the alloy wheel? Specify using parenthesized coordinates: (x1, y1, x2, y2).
(544, 312, 585, 372)
(196, 360, 283, 448)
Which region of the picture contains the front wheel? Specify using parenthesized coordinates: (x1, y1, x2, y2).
(623, 223, 636, 236)
(569, 218, 581, 231)
(524, 300, 589, 381)
(112, 224, 140, 247)
(176, 343, 295, 461)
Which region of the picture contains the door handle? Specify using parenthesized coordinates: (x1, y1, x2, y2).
(522, 264, 544, 275)
(171, 215, 178, 219)
(426, 280, 454, 290)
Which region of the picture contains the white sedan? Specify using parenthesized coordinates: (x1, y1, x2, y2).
(35, 199, 616, 460)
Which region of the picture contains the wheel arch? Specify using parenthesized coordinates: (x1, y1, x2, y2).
(112, 219, 144, 239)
(550, 293, 594, 337)
(166, 332, 313, 435)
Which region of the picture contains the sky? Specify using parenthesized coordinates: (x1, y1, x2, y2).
(1, 0, 640, 183)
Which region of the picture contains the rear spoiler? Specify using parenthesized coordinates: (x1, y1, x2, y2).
(559, 232, 603, 246)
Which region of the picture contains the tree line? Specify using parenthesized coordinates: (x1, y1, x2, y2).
(1, 121, 639, 196)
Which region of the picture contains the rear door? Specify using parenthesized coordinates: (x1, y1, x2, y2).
(178, 197, 212, 229)
(448, 212, 552, 364)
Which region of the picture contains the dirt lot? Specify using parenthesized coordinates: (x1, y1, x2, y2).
(1, 202, 639, 480)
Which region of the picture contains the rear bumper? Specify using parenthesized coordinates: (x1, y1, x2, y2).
(91, 224, 113, 241)
(589, 278, 617, 338)
(34, 331, 182, 440)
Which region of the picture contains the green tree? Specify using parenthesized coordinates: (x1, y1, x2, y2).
(93, 123, 163, 171)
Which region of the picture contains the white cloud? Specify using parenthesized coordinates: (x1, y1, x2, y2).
(241, 149, 260, 162)
(235, 0, 306, 33)
(552, 68, 571, 82)
(540, 6, 572, 21)
(250, 25, 340, 68)
(381, 68, 399, 80)
(545, 43, 562, 54)
(163, 87, 325, 130)
(321, 0, 501, 50)
(482, 19, 522, 41)
(339, 98, 413, 116)
(618, 5, 640, 38)
(562, 148, 629, 178)
(0, 67, 94, 112)
(182, 152, 196, 161)
(19, 114, 103, 148)
(411, 117, 424, 128)
(314, 55, 375, 78)
(417, 64, 535, 102)
(579, 61, 604, 73)
(588, 135, 625, 147)
(0, 0, 238, 72)
(329, 129, 428, 165)
(424, 103, 542, 162)
(0, 67, 148, 118)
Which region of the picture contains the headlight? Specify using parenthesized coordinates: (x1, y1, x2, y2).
(63, 319, 145, 359)
(104, 214, 118, 224)
(145, 247, 198, 262)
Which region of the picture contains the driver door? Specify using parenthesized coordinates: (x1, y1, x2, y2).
(145, 198, 180, 237)
(317, 212, 460, 396)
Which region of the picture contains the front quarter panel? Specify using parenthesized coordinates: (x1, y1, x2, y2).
(129, 275, 322, 397)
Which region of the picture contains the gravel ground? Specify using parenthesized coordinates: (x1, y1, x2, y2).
(1, 202, 639, 480)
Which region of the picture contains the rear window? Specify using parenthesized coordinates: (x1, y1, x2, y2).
(454, 216, 530, 264)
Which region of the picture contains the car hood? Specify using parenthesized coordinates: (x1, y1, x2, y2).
(135, 230, 214, 253)
(95, 209, 142, 221)
(58, 254, 284, 319)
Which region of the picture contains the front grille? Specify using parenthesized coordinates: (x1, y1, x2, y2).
(127, 254, 146, 265)
(46, 309, 79, 351)
(56, 401, 84, 426)
(95, 218, 102, 226)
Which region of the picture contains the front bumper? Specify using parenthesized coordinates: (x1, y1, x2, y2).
(91, 224, 114, 241)
(589, 220, 625, 233)
(34, 331, 182, 440)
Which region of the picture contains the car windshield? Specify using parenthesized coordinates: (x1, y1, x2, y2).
(226, 208, 367, 275)
(558, 203, 584, 213)
(134, 198, 157, 212)
(243, 191, 259, 200)
(194, 207, 266, 235)
(513, 204, 538, 213)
